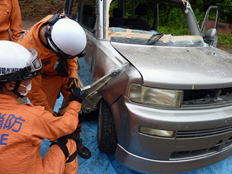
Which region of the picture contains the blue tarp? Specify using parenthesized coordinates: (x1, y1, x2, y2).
(40, 59, 232, 174)
(40, 104, 232, 174)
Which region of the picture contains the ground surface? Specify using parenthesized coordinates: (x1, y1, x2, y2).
(19, 0, 64, 18)
(221, 47, 232, 54)
(20, 0, 65, 29)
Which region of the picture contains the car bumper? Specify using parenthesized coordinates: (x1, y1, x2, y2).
(116, 143, 232, 174)
(113, 97, 232, 173)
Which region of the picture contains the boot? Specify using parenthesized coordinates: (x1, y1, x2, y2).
(75, 123, 91, 159)
(77, 138, 91, 159)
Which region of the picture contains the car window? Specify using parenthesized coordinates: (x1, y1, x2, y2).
(80, 0, 97, 32)
(66, 0, 79, 20)
(109, 0, 154, 31)
(109, 0, 188, 34)
(159, 3, 189, 35)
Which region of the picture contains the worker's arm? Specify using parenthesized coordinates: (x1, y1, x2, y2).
(28, 75, 54, 113)
(31, 101, 81, 143)
(10, 0, 23, 41)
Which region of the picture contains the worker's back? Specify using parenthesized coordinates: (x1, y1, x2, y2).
(0, 95, 45, 173)
(0, 94, 79, 174)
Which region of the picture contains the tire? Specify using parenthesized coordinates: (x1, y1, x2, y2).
(97, 100, 117, 153)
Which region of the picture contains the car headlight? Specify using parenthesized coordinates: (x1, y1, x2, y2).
(128, 84, 183, 108)
(139, 126, 175, 138)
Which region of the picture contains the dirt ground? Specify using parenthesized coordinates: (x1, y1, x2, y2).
(19, 0, 65, 18)
(220, 47, 232, 54)
(22, 18, 40, 29)
(20, 0, 65, 29)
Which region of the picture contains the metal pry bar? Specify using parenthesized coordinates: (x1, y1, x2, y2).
(80, 64, 128, 112)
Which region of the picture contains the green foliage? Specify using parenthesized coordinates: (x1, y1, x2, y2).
(194, 8, 205, 23)
(218, 34, 232, 48)
(159, 26, 188, 35)
(191, 0, 232, 23)
(159, 0, 232, 44)
(158, 4, 189, 35)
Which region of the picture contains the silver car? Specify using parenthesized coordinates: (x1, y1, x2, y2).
(65, 0, 232, 173)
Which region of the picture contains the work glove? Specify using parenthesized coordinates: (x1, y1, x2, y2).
(69, 86, 86, 103)
(67, 78, 79, 91)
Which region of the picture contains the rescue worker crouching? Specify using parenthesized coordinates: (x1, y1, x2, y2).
(18, 14, 91, 159)
(0, 41, 82, 174)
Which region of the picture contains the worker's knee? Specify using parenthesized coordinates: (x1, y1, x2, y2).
(50, 133, 79, 163)
(66, 138, 77, 156)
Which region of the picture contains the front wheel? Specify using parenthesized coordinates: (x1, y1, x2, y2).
(97, 100, 117, 153)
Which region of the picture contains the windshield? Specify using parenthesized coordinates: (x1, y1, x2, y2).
(108, 0, 206, 47)
(109, 27, 206, 47)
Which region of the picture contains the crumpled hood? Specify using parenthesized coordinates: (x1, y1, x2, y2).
(111, 42, 232, 89)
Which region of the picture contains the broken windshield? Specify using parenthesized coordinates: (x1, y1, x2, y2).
(109, 27, 206, 47)
(108, 0, 206, 47)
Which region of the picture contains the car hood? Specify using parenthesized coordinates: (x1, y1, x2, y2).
(111, 42, 232, 89)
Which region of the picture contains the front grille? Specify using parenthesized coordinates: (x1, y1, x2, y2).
(170, 137, 232, 160)
(176, 125, 232, 138)
(170, 145, 220, 159)
(183, 87, 232, 107)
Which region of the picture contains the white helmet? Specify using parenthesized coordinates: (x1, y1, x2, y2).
(45, 15, 87, 58)
(0, 41, 42, 82)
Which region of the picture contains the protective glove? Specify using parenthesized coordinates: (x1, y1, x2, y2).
(69, 86, 86, 103)
(67, 78, 79, 91)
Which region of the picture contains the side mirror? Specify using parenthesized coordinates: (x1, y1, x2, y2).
(203, 28, 218, 47)
(201, 6, 220, 47)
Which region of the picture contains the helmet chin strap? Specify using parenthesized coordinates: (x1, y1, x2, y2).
(13, 81, 24, 98)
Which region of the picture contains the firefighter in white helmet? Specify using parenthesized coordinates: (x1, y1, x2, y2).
(18, 14, 91, 161)
(0, 41, 84, 174)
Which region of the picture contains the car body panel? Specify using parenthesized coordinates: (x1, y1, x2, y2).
(112, 97, 232, 173)
(112, 42, 232, 89)
(116, 143, 232, 174)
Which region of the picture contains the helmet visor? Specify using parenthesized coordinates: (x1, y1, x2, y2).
(28, 49, 42, 72)
(23, 49, 42, 79)
(0, 49, 42, 82)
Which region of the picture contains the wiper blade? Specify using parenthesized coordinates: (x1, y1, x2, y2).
(145, 33, 164, 45)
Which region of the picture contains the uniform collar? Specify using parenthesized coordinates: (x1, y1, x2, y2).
(0, 94, 19, 104)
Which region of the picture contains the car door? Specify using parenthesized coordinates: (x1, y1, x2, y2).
(64, 0, 128, 111)
(65, 0, 99, 84)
